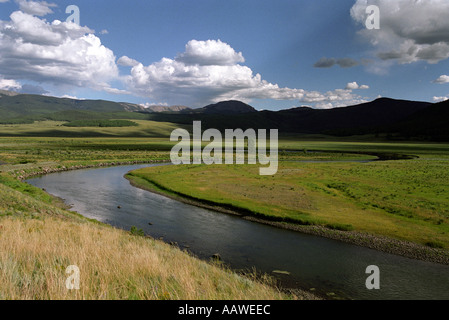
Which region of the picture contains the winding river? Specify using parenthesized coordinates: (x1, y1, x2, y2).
(27, 164, 449, 300)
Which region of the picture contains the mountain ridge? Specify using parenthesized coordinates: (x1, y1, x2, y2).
(142, 105, 191, 113)
(0, 90, 447, 140)
(179, 100, 257, 115)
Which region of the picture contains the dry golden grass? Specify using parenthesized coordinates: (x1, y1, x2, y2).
(0, 214, 299, 300)
(0, 176, 306, 300)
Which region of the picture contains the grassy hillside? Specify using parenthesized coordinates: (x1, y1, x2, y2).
(0, 91, 150, 125)
(0, 120, 191, 138)
(0, 93, 143, 116)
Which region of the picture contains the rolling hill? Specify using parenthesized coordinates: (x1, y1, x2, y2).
(149, 97, 444, 140)
(0, 92, 143, 122)
(143, 105, 191, 113)
(179, 100, 257, 115)
(388, 99, 449, 141)
(0, 91, 185, 124)
(0, 90, 447, 140)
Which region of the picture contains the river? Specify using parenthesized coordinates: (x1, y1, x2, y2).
(26, 164, 449, 300)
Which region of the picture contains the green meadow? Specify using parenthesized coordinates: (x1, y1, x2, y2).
(0, 120, 190, 137)
(127, 141, 449, 250)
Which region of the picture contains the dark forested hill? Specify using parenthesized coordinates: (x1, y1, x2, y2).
(179, 100, 257, 115)
(149, 98, 442, 139)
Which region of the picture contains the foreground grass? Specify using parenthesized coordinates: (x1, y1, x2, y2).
(0, 217, 290, 300)
(128, 152, 449, 251)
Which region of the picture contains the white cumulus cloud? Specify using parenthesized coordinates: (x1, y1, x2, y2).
(433, 75, 449, 84)
(176, 39, 245, 66)
(346, 82, 360, 90)
(433, 96, 449, 102)
(117, 56, 140, 67)
(0, 78, 22, 90)
(122, 39, 368, 108)
(0, 9, 119, 91)
(345, 82, 369, 90)
(16, 0, 57, 17)
(351, 0, 449, 65)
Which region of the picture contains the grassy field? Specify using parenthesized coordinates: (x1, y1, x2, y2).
(0, 120, 190, 137)
(127, 142, 449, 251)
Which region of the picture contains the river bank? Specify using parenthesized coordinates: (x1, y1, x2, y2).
(7, 160, 169, 181)
(125, 173, 449, 266)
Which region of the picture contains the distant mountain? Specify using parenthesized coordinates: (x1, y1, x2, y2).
(389, 99, 449, 141)
(181, 100, 257, 115)
(150, 97, 447, 140)
(119, 102, 147, 113)
(142, 105, 191, 113)
(160, 97, 431, 133)
(0, 89, 21, 97)
(277, 97, 432, 134)
(0, 90, 447, 140)
(0, 90, 195, 122)
(0, 91, 150, 123)
(0, 92, 132, 116)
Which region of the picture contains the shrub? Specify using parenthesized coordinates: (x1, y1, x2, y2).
(425, 241, 444, 249)
(325, 223, 354, 232)
(130, 226, 145, 237)
(63, 120, 138, 127)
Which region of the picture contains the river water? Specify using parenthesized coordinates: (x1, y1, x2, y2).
(27, 164, 449, 300)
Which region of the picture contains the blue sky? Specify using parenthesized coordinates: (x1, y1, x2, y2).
(1, 0, 449, 110)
